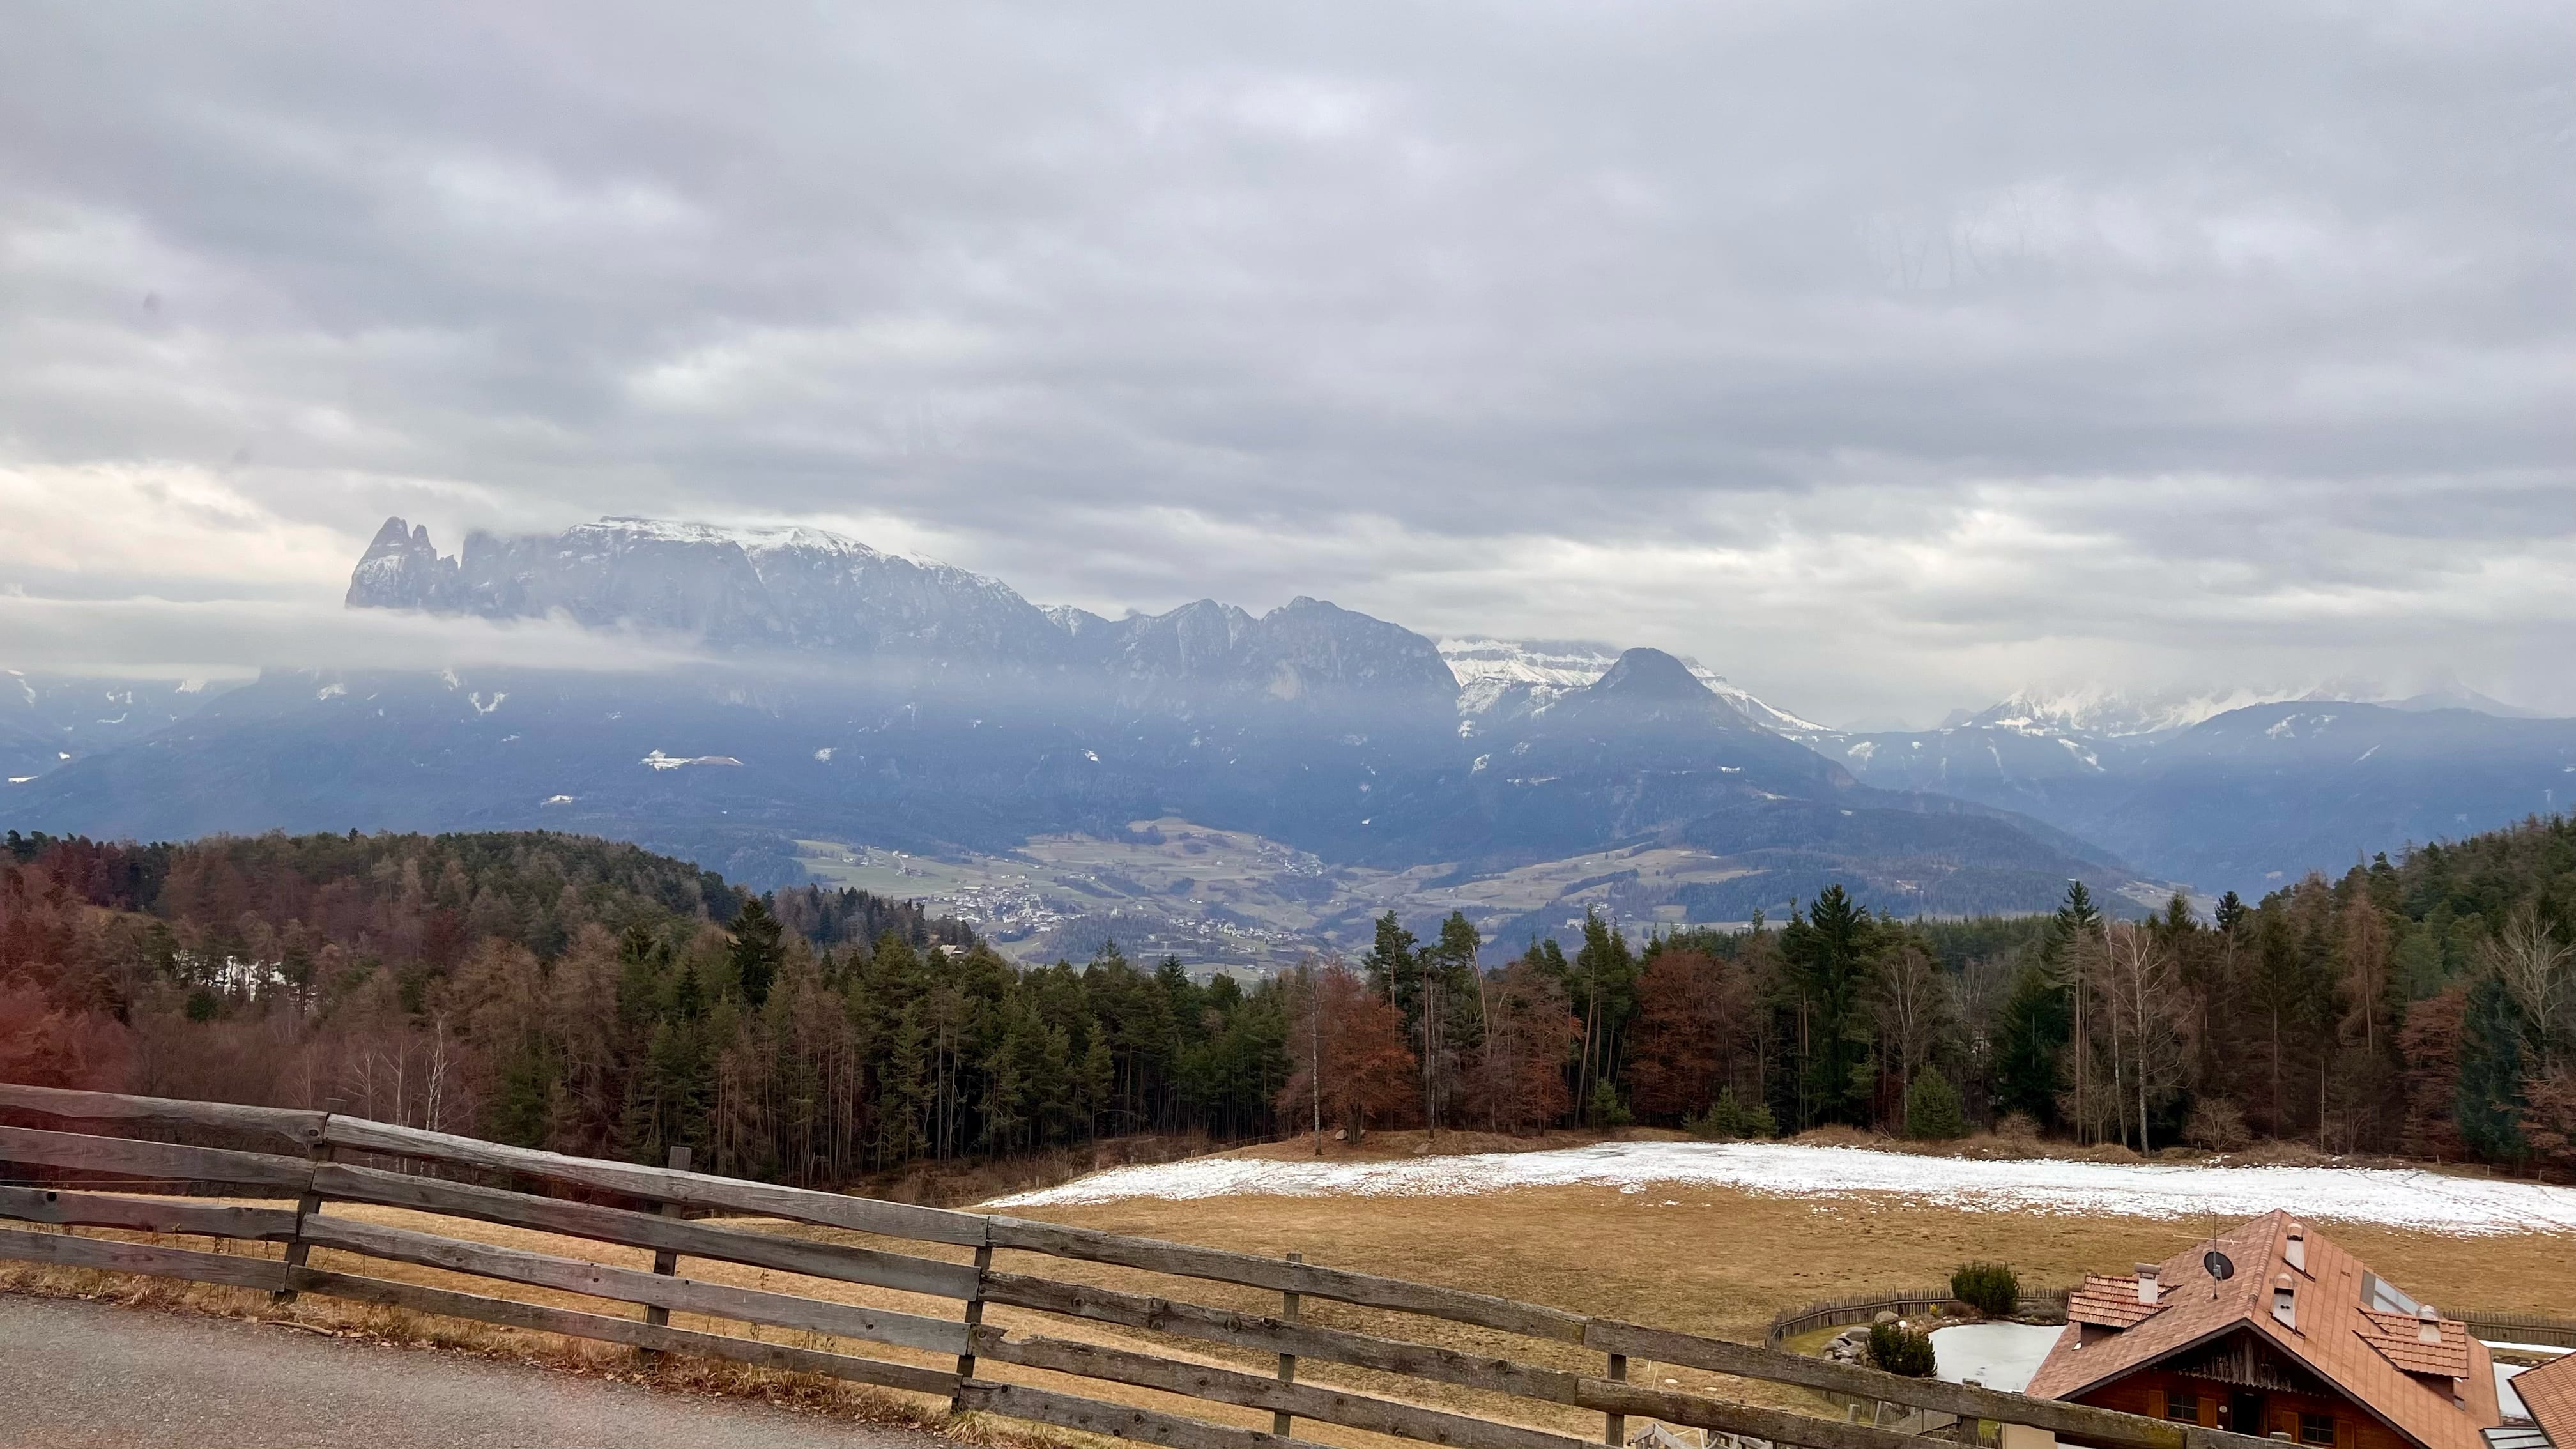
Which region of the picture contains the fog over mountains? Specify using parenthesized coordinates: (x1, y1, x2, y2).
(8, 516, 2571, 967)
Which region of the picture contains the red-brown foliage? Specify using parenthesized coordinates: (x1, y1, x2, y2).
(2396, 986, 2468, 1161)
(1277, 963, 1417, 1141)
(1627, 948, 1758, 1120)
(0, 981, 133, 1089)
(1466, 958, 1579, 1134)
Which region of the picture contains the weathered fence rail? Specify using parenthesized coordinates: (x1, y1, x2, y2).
(0, 1082, 2288, 1449)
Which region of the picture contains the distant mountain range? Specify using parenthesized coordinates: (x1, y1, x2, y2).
(3, 672, 223, 785)
(7, 516, 2571, 962)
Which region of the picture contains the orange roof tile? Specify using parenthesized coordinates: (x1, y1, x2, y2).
(2070, 1273, 2172, 1329)
(2514, 1354, 2576, 1445)
(2027, 1211, 2499, 1449)
(2358, 1309, 2474, 1379)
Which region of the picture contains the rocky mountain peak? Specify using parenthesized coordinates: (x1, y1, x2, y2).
(1592, 647, 1713, 700)
(346, 516, 456, 609)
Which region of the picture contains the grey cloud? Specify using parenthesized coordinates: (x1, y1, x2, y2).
(0, 594, 712, 677)
(1, 1, 2571, 724)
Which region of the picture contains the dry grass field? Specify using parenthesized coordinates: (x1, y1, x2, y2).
(6, 1139, 2570, 1448)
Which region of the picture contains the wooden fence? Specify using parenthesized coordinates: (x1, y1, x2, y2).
(2455, 1311, 2576, 1351)
(1767, 1291, 2072, 1347)
(0, 1084, 2292, 1449)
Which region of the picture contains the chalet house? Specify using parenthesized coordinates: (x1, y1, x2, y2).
(2027, 1212, 2501, 1449)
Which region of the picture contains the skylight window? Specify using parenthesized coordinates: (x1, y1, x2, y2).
(2360, 1271, 2421, 1316)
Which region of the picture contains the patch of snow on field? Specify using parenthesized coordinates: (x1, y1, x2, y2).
(986, 1142, 2576, 1236)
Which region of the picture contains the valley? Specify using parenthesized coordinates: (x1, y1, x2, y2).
(5, 516, 2569, 944)
(797, 820, 1767, 974)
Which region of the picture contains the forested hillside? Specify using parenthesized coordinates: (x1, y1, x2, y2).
(1616, 815, 2576, 1166)
(4, 821, 2570, 1188)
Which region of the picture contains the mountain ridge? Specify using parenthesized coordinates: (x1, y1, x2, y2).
(11, 514, 2567, 921)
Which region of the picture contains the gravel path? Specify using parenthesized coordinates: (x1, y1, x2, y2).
(0, 1292, 954, 1449)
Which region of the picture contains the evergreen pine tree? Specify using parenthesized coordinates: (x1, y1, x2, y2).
(1904, 1067, 1967, 1140)
(1781, 886, 1875, 1126)
(730, 895, 785, 1008)
(1993, 960, 2070, 1126)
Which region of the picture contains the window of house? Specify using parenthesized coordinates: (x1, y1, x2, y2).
(2300, 1414, 2336, 1446)
(2361, 1272, 2421, 1316)
(2165, 1392, 2200, 1423)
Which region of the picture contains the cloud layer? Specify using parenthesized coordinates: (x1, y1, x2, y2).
(3, 2, 2571, 721)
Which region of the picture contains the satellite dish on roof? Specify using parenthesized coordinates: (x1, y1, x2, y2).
(2204, 1250, 2235, 1282)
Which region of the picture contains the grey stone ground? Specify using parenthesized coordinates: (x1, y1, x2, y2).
(0, 1291, 954, 1449)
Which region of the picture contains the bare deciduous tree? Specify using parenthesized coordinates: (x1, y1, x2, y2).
(2482, 904, 2572, 1071)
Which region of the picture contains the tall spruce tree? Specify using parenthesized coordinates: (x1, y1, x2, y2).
(730, 895, 785, 1008)
(1781, 886, 1876, 1128)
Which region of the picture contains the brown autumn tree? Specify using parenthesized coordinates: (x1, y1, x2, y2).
(0, 979, 132, 1089)
(1277, 962, 1416, 1147)
(1468, 957, 1580, 1135)
(2524, 1070, 2576, 1170)
(1627, 948, 1756, 1120)
(2396, 986, 2469, 1162)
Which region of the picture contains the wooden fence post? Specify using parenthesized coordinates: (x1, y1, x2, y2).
(952, 1229, 995, 1416)
(1604, 1352, 1627, 1446)
(272, 1138, 334, 1305)
(1275, 1251, 1304, 1438)
(640, 1144, 690, 1362)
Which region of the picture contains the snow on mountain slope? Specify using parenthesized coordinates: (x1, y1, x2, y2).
(1968, 685, 2333, 739)
(1961, 679, 2555, 742)
(1438, 638, 1827, 733)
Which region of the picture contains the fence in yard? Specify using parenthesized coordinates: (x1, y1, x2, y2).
(1765, 1290, 2071, 1348)
(0, 1083, 2288, 1449)
(2455, 1310, 2576, 1351)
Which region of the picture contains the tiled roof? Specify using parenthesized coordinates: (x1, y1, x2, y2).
(2514, 1354, 2576, 1446)
(2359, 1309, 2474, 1379)
(2027, 1211, 2500, 1449)
(2069, 1273, 2170, 1329)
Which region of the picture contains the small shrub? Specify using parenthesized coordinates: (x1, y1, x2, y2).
(1589, 1080, 1634, 1128)
(1904, 1069, 1966, 1141)
(2182, 1098, 2252, 1152)
(1951, 1260, 2020, 1318)
(1867, 1319, 1938, 1377)
(1685, 1088, 1778, 1140)
(1993, 1111, 2041, 1141)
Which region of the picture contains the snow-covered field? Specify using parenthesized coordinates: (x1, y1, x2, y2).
(988, 1141, 2576, 1236)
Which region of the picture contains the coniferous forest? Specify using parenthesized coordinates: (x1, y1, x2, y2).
(3, 818, 2572, 1187)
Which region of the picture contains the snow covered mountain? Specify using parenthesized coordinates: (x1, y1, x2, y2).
(352, 517, 1459, 712)
(8, 520, 2147, 921)
(17, 514, 2567, 908)
(1960, 686, 2333, 739)
(1948, 679, 2552, 741)
(1438, 637, 1827, 737)
(349, 516, 1071, 664)
(1820, 685, 2575, 893)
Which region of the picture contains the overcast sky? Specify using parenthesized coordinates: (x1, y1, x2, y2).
(4, 2, 2571, 725)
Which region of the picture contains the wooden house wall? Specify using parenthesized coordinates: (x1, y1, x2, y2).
(2076, 1370, 2418, 1449)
